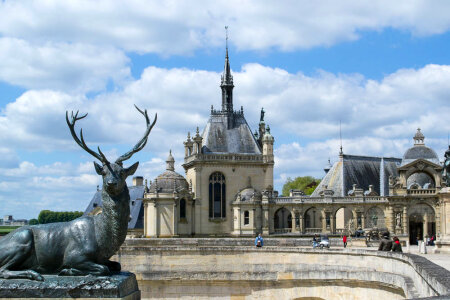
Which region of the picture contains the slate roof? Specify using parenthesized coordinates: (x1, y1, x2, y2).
(149, 170, 189, 193)
(201, 112, 261, 154)
(401, 145, 440, 166)
(311, 154, 402, 197)
(84, 185, 145, 229)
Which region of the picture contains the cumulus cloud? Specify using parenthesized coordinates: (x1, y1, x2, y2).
(0, 1, 450, 55)
(0, 38, 130, 92)
(1, 63, 450, 218)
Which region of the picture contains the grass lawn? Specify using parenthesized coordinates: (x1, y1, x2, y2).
(0, 226, 20, 235)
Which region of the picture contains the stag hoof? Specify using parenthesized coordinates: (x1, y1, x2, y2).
(28, 271, 44, 281)
(59, 268, 83, 276)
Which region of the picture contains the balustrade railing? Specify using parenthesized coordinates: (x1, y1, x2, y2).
(407, 189, 436, 195)
(274, 228, 292, 234)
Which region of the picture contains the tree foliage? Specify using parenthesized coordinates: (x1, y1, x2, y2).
(28, 219, 39, 225)
(282, 176, 321, 196)
(37, 210, 83, 224)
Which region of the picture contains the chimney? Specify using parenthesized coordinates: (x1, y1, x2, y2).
(133, 176, 144, 186)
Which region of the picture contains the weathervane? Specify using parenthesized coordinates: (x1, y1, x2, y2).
(339, 120, 343, 155)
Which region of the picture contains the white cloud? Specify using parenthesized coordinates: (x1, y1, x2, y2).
(1, 62, 450, 218)
(0, 38, 130, 92)
(0, 1, 450, 55)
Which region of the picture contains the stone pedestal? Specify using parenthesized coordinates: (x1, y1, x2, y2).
(0, 272, 140, 299)
(435, 188, 450, 253)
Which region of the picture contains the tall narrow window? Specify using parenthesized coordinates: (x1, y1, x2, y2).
(209, 172, 226, 218)
(244, 211, 249, 225)
(180, 199, 186, 219)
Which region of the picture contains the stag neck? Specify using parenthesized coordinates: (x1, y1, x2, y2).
(95, 185, 130, 259)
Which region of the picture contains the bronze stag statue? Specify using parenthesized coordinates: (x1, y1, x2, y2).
(0, 105, 156, 281)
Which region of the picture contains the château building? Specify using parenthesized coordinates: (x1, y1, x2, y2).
(85, 46, 448, 248)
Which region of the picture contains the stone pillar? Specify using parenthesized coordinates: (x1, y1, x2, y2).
(436, 188, 450, 253)
(403, 206, 408, 235)
(262, 207, 269, 235)
(330, 214, 335, 234)
(191, 200, 195, 235)
(387, 206, 395, 234)
(143, 202, 148, 237)
(424, 214, 429, 239)
(299, 213, 304, 234)
(291, 210, 296, 233)
(233, 207, 240, 235)
(361, 213, 366, 229)
(172, 203, 178, 236)
(321, 210, 327, 233)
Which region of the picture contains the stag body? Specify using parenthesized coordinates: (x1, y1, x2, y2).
(0, 106, 156, 281)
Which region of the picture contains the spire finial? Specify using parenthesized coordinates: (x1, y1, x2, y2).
(166, 150, 175, 171)
(339, 120, 343, 155)
(225, 25, 228, 51)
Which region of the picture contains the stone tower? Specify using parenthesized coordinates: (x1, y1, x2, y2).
(182, 44, 275, 236)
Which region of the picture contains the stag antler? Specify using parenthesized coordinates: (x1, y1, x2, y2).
(115, 105, 157, 165)
(66, 110, 109, 164)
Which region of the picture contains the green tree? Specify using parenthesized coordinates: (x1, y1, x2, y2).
(37, 210, 84, 224)
(282, 176, 321, 196)
(29, 219, 39, 225)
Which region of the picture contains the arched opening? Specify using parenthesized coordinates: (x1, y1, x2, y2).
(179, 199, 186, 219)
(407, 172, 435, 189)
(408, 204, 435, 245)
(209, 172, 226, 219)
(274, 207, 291, 233)
(304, 207, 321, 233)
(244, 210, 249, 225)
(365, 207, 385, 229)
(335, 207, 353, 234)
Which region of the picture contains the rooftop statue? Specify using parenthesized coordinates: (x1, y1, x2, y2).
(443, 145, 450, 187)
(0, 105, 156, 281)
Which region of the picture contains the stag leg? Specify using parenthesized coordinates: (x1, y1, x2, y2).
(59, 261, 110, 277)
(0, 228, 44, 281)
(105, 260, 121, 272)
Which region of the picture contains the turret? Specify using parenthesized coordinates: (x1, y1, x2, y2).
(262, 125, 274, 156)
(193, 127, 203, 154)
(184, 132, 193, 157)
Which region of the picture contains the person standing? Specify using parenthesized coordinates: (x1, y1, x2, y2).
(391, 236, 403, 252)
(378, 232, 393, 251)
(255, 233, 264, 248)
(343, 235, 347, 248)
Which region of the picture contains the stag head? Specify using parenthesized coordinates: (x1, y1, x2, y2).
(66, 105, 157, 196)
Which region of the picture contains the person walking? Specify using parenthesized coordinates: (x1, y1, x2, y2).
(343, 235, 347, 248)
(255, 233, 264, 248)
(378, 232, 393, 251)
(391, 236, 402, 252)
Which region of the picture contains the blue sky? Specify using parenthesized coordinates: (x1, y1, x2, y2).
(0, 1, 450, 219)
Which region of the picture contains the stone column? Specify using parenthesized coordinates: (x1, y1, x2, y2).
(424, 214, 429, 239)
(436, 189, 450, 253)
(387, 206, 395, 234)
(191, 200, 195, 235)
(143, 202, 148, 237)
(251, 208, 256, 233)
(330, 214, 335, 234)
(299, 213, 304, 234)
(321, 210, 327, 233)
(172, 203, 178, 236)
(361, 213, 366, 229)
(402, 206, 408, 235)
(262, 207, 269, 235)
(291, 210, 296, 233)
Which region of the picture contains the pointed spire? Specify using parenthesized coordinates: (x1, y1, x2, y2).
(339, 120, 343, 156)
(221, 25, 234, 113)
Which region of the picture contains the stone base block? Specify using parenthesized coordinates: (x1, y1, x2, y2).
(0, 272, 140, 299)
(349, 238, 367, 247)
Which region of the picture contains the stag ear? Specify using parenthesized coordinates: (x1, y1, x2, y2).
(124, 162, 139, 177)
(94, 162, 103, 175)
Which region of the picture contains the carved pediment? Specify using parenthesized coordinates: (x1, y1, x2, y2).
(398, 158, 442, 171)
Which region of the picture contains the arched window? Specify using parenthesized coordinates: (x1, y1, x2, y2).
(209, 172, 226, 218)
(244, 211, 249, 225)
(180, 199, 186, 219)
